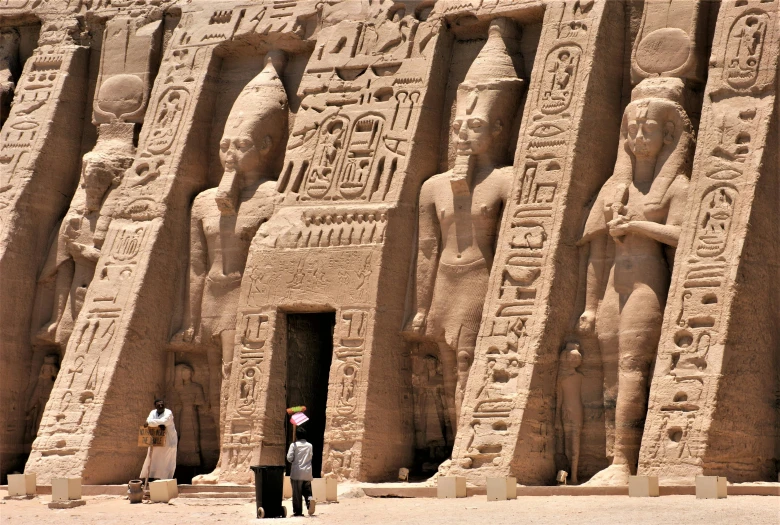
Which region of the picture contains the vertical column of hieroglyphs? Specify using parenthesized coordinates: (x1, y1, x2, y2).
(24, 5, 230, 483)
(640, 0, 780, 483)
(448, 0, 626, 485)
(0, 12, 88, 480)
(212, 5, 449, 483)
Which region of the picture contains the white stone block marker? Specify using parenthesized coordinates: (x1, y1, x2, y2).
(7, 473, 36, 496)
(437, 476, 467, 499)
(487, 477, 517, 501)
(312, 477, 338, 502)
(150, 479, 178, 503)
(628, 476, 659, 497)
(52, 477, 82, 501)
(696, 476, 727, 499)
(49, 477, 86, 509)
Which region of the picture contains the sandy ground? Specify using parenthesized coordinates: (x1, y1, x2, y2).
(2, 490, 779, 525)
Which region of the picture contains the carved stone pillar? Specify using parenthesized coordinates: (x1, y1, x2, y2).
(25, 10, 221, 483)
(447, 0, 626, 485)
(0, 32, 88, 481)
(639, 0, 780, 483)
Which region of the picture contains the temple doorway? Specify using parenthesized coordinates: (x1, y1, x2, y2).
(285, 313, 335, 477)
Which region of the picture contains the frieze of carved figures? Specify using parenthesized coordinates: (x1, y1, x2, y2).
(275, 8, 441, 203)
(290, 210, 388, 248)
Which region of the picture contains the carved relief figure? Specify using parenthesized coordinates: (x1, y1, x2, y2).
(577, 78, 693, 486)
(36, 124, 134, 347)
(0, 28, 19, 127)
(413, 354, 452, 460)
(25, 354, 59, 443)
(171, 363, 207, 467)
(405, 19, 524, 428)
(171, 53, 288, 461)
(555, 342, 583, 484)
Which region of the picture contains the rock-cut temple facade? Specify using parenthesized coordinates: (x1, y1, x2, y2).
(0, 0, 778, 487)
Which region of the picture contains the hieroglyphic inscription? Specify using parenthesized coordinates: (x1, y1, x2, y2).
(640, 0, 780, 477)
(323, 308, 370, 480)
(276, 11, 438, 203)
(450, 0, 609, 480)
(0, 47, 70, 209)
(28, 222, 150, 461)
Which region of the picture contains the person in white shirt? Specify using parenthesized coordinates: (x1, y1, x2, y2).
(140, 399, 178, 481)
(286, 426, 315, 516)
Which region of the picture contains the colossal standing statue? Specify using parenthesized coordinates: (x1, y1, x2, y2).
(171, 53, 288, 462)
(577, 78, 694, 486)
(405, 19, 524, 428)
(36, 123, 134, 347)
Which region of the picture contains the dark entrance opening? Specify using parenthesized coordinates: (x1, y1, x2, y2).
(285, 313, 335, 477)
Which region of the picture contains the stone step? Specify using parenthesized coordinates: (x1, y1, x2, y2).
(178, 491, 255, 499)
(177, 484, 254, 494)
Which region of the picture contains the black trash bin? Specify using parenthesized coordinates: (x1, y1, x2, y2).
(250, 465, 286, 519)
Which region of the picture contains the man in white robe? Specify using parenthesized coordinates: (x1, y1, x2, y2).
(140, 399, 178, 480)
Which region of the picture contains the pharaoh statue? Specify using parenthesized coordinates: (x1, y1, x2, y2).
(577, 78, 693, 486)
(555, 342, 583, 484)
(25, 354, 59, 444)
(171, 363, 207, 468)
(35, 123, 134, 347)
(0, 28, 19, 127)
(404, 18, 524, 428)
(171, 52, 288, 480)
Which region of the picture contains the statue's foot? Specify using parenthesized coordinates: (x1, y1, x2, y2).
(35, 322, 58, 343)
(192, 469, 221, 485)
(582, 463, 631, 486)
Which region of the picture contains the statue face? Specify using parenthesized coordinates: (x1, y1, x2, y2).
(181, 367, 192, 382)
(220, 131, 261, 175)
(82, 156, 114, 213)
(626, 102, 672, 161)
(452, 90, 503, 158)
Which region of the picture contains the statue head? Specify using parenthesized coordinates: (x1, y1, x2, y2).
(615, 77, 694, 215)
(40, 354, 59, 378)
(81, 123, 134, 213)
(175, 362, 194, 386)
(561, 341, 582, 370)
(452, 18, 524, 165)
(217, 51, 289, 214)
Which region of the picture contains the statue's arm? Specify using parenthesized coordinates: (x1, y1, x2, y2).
(578, 234, 607, 334)
(406, 181, 440, 334)
(618, 177, 689, 247)
(38, 220, 68, 281)
(577, 194, 608, 334)
(174, 203, 208, 342)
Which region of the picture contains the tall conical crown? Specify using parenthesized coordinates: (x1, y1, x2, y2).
(226, 50, 289, 131)
(462, 18, 524, 90)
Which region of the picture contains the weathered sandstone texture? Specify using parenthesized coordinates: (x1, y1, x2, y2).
(0, 0, 777, 488)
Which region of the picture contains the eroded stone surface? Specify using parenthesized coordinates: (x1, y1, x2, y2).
(0, 0, 777, 488)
